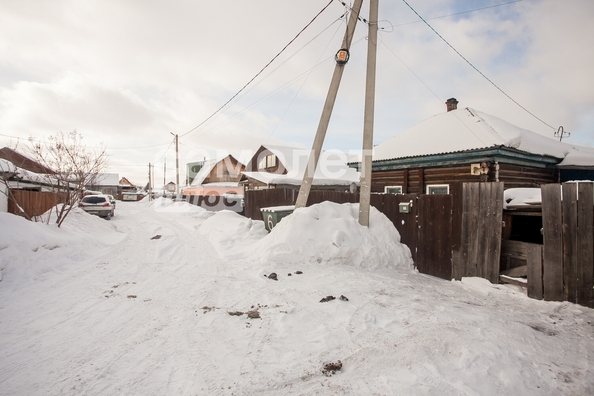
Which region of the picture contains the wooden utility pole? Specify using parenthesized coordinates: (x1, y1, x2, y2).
(148, 162, 152, 200)
(294, 0, 363, 209)
(171, 132, 180, 199)
(359, 0, 378, 226)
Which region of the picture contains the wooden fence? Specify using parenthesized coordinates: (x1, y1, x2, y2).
(244, 183, 503, 282)
(541, 182, 593, 307)
(7, 190, 67, 218)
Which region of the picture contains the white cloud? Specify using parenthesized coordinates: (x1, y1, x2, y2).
(1, 0, 593, 183)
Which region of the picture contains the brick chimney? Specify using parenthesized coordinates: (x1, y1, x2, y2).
(446, 98, 458, 112)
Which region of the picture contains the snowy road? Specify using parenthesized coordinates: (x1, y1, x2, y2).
(1, 200, 593, 395)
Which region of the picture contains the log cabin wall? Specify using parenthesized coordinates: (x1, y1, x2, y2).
(371, 164, 559, 193)
(496, 164, 558, 188)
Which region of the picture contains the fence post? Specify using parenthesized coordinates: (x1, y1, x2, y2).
(541, 184, 564, 301)
(577, 182, 594, 308)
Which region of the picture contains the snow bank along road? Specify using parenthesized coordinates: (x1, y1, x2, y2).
(0, 200, 593, 395)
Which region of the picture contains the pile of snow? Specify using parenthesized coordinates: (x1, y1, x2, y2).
(250, 202, 413, 270)
(504, 188, 542, 208)
(0, 208, 125, 289)
(199, 210, 268, 259)
(147, 196, 207, 214)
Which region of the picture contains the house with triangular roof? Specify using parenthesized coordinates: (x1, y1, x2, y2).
(0, 147, 55, 175)
(241, 144, 360, 192)
(351, 98, 594, 194)
(182, 155, 244, 196)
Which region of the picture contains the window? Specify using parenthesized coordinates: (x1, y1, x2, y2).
(426, 184, 449, 195)
(258, 154, 277, 170)
(384, 186, 402, 194)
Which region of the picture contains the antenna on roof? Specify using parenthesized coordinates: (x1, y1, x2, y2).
(554, 126, 570, 142)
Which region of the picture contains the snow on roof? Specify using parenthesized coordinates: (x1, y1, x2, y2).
(557, 149, 594, 167)
(190, 156, 243, 187)
(93, 173, 119, 186)
(503, 188, 542, 209)
(244, 144, 360, 187)
(0, 158, 17, 173)
(373, 107, 594, 164)
(190, 158, 219, 187)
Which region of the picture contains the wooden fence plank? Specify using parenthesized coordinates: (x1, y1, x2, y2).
(453, 183, 471, 280)
(541, 184, 564, 301)
(476, 183, 491, 280)
(562, 182, 578, 303)
(577, 182, 594, 308)
(467, 183, 481, 278)
(527, 244, 544, 300)
(486, 182, 504, 284)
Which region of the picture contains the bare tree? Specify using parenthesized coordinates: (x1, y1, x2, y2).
(28, 131, 109, 227)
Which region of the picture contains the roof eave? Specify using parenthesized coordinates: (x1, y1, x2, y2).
(350, 147, 561, 171)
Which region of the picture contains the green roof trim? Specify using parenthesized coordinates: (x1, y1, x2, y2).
(350, 147, 561, 171)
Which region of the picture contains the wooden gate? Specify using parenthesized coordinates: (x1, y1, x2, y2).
(541, 182, 593, 307)
(452, 182, 503, 283)
(417, 194, 453, 279)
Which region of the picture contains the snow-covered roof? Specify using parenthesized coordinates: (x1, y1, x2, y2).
(93, 173, 120, 186)
(190, 156, 243, 187)
(0, 158, 73, 188)
(373, 107, 594, 166)
(0, 158, 17, 174)
(243, 144, 360, 187)
(190, 159, 219, 187)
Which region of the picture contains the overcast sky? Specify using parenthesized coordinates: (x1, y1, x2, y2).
(1, 0, 593, 186)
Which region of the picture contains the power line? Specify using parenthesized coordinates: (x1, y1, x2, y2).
(394, 1, 525, 27)
(0, 132, 171, 150)
(183, 15, 350, 146)
(180, 0, 336, 139)
(401, 0, 556, 131)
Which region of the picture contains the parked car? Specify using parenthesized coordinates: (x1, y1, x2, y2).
(106, 194, 116, 210)
(79, 194, 115, 220)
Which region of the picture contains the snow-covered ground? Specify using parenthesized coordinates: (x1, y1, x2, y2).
(0, 199, 592, 395)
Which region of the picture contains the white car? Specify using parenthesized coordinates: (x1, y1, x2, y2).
(79, 195, 115, 220)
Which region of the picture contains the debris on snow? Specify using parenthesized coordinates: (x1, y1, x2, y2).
(322, 360, 342, 376)
(247, 310, 260, 319)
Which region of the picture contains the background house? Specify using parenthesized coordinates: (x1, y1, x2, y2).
(351, 98, 594, 195)
(182, 155, 244, 196)
(85, 173, 119, 196)
(0, 147, 54, 175)
(241, 144, 359, 192)
(0, 149, 69, 217)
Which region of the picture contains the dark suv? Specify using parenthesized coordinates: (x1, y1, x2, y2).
(79, 195, 115, 220)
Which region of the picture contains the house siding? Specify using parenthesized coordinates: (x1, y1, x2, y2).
(371, 163, 558, 193)
(204, 157, 244, 184)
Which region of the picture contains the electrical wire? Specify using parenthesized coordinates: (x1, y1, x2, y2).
(265, 16, 347, 143)
(394, 0, 525, 27)
(179, 0, 335, 139)
(183, 14, 348, 147)
(377, 35, 490, 147)
(0, 132, 171, 151)
(401, 0, 556, 131)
